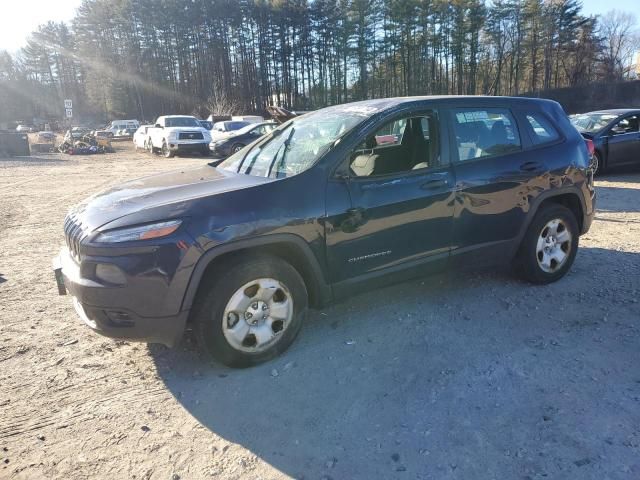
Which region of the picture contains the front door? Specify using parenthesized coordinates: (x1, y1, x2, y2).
(325, 110, 456, 283)
(607, 115, 640, 166)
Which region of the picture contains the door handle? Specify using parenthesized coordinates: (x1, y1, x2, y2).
(520, 161, 541, 171)
(422, 177, 449, 190)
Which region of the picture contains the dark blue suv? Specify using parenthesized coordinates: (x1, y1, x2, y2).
(54, 96, 595, 367)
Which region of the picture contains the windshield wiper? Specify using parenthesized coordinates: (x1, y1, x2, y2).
(267, 127, 295, 178)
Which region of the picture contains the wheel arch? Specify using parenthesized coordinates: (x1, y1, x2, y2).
(182, 234, 332, 313)
(517, 189, 586, 244)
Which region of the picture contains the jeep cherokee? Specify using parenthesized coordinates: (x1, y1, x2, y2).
(54, 96, 596, 367)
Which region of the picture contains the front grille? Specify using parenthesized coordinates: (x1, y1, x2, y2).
(64, 213, 88, 261)
(178, 131, 204, 140)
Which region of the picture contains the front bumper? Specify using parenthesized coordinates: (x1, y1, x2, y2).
(168, 142, 209, 154)
(53, 247, 188, 347)
(208, 144, 231, 157)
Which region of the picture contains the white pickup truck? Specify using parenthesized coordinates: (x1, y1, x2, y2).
(148, 115, 212, 158)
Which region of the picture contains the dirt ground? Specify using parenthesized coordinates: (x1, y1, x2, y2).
(0, 143, 639, 480)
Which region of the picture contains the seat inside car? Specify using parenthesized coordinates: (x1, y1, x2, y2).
(350, 115, 436, 176)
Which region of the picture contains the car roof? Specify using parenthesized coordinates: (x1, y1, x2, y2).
(583, 109, 640, 115)
(341, 95, 557, 106)
(316, 95, 561, 115)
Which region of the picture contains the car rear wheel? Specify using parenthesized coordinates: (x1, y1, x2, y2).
(162, 141, 174, 158)
(516, 204, 579, 284)
(193, 254, 307, 368)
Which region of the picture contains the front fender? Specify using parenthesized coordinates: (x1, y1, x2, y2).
(180, 233, 332, 312)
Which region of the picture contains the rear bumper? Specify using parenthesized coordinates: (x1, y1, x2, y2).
(54, 248, 188, 347)
(581, 182, 596, 235)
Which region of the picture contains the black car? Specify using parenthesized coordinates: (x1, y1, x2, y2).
(209, 122, 278, 157)
(54, 96, 595, 367)
(571, 109, 640, 174)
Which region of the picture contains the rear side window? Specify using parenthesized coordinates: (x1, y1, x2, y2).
(525, 113, 560, 145)
(452, 108, 521, 161)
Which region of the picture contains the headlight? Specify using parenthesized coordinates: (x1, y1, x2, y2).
(167, 131, 178, 141)
(95, 220, 182, 243)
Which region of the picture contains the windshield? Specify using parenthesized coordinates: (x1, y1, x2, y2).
(225, 121, 250, 131)
(218, 107, 369, 178)
(232, 123, 268, 136)
(571, 113, 619, 134)
(165, 117, 200, 128)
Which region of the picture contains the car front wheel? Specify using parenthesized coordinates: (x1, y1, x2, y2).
(193, 254, 307, 368)
(516, 204, 579, 284)
(231, 143, 245, 154)
(592, 151, 605, 176)
(162, 141, 174, 158)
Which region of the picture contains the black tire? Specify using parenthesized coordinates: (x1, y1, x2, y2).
(162, 141, 174, 158)
(231, 143, 245, 154)
(593, 151, 605, 176)
(192, 254, 308, 368)
(516, 204, 579, 284)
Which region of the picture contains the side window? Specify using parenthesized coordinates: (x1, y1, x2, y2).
(452, 108, 521, 161)
(611, 115, 639, 134)
(350, 111, 440, 177)
(525, 113, 560, 145)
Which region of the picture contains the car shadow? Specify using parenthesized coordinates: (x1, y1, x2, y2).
(0, 156, 72, 166)
(595, 185, 640, 213)
(0, 273, 6, 284)
(149, 247, 640, 479)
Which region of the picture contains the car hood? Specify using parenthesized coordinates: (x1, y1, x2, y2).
(164, 126, 207, 132)
(69, 165, 269, 231)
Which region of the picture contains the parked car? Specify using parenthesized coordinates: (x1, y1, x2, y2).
(211, 120, 251, 140)
(133, 125, 153, 150)
(115, 127, 136, 138)
(92, 130, 114, 139)
(54, 96, 595, 367)
(148, 115, 212, 157)
(16, 125, 34, 133)
(570, 109, 640, 174)
(231, 115, 264, 124)
(69, 127, 92, 139)
(209, 122, 278, 157)
(106, 119, 140, 135)
(36, 131, 56, 142)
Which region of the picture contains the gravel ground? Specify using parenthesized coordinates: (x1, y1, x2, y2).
(0, 145, 639, 480)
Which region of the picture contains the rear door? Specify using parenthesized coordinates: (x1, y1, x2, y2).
(607, 115, 640, 166)
(447, 106, 551, 264)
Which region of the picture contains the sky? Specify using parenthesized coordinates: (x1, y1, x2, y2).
(0, 0, 638, 52)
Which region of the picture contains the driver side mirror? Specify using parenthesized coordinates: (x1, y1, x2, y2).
(155, 124, 162, 129)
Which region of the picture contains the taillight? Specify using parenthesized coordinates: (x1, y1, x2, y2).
(585, 138, 595, 157)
